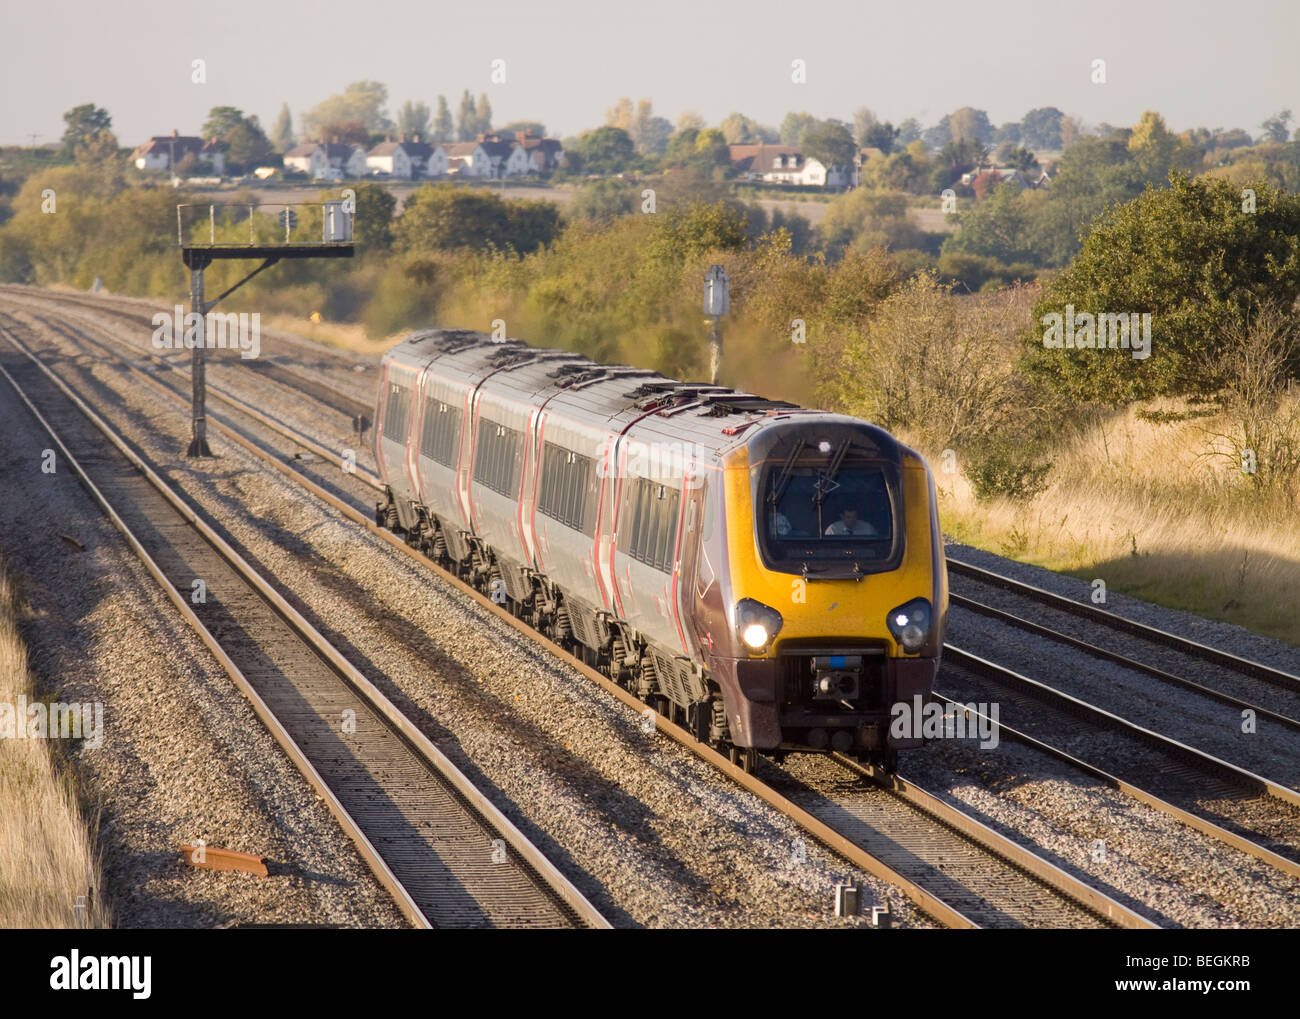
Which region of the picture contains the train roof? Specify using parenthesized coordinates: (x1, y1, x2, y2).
(383, 328, 893, 459)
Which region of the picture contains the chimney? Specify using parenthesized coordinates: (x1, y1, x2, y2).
(171, 128, 179, 138)
(412, 133, 419, 143)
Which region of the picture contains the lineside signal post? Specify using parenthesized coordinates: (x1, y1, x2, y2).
(177, 197, 355, 456)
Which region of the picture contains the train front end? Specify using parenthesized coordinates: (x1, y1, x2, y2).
(710, 416, 947, 760)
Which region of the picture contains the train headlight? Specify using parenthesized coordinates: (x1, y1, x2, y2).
(735, 599, 783, 654)
(887, 598, 932, 654)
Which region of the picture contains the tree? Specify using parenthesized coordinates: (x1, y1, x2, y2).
(271, 103, 294, 151)
(60, 104, 112, 158)
(394, 186, 560, 254)
(862, 121, 898, 154)
(779, 112, 819, 146)
(895, 118, 922, 145)
(223, 120, 273, 171)
(1059, 115, 1084, 150)
(1020, 107, 1064, 150)
(802, 120, 857, 172)
(943, 182, 1038, 263)
(500, 120, 546, 138)
(317, 120, 370, 147)
(456, 90, 477, 141)
(606, 98, 672, 154)
(852, 107, 877, 147)
(676, 111, 705, 133)
(930, 138, 986, 189)
(570, 126, 637, 174)
(397, 100, 431, 139)
(202, 106, 245, 140)
(995, 144, 1039, 172)
(994, 122, 1022, 145)
(73, 128, 119, 165)
(693, 128, 731, 166)
(720, 112, 770, 144)
(433, 96, 454, 142)
(304, 81, 392, 137)
(1127, 111, 1185, 185)
(1261, 110, 1293, 144)
(475, 93, 493, 135)
(947, 107, 994, 145)
(1024, 173, 1300, 402)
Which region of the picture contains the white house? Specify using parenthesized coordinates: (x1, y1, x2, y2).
(514, 132, 565, 173)
(728, 143, 834, 187)
(444, 141, 487, 177)
(283, 141, 368, 179)
(132, 129, 225, 174)
(366, 136, 446, 179)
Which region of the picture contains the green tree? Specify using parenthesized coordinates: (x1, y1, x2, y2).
(943, 182, 1039, 264)
(779, 112, 819, 146)
(693, 128, 731, 166)
(222, 119, 273, 172)
(862, 122, 898, 154)
(570, 126, 637, 174)
(474, 93, 493, 135)
(1024, 173, 1300, 403)
(947, 107, 994, 145)
(394, 186, 560, 254)
(433, 96, 454, 142)
(202, 106, 245, 140)
(271, 103, 294, 151)
(1020, 107, 1064, 150)
(456, 90, 477, 141)
(397, 100, 431, 139)
(60, 104, 112, 158)
(500, 120, 546, 138)
(304, 81, 392, 137)
(802, 120, 856, 172)
(1260, 110, 1293, 144)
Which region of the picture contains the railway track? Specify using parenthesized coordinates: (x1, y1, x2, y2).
(0, 322, 610, 930)
(0, 285, 373, 424)
(940, 645, 1300, 880)
(947, 556, 1300, 712)
(1, 304, 1160, 929)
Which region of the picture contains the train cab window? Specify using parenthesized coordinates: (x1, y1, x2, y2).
(759, 444, 901, 576)
(473, 421, 523, 497)
(622, 477, 681, 573)
(538, 442, 595, 534)
(419, 398, 463, 468)
(382, 379, 413, 443)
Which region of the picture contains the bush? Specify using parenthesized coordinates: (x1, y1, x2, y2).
(965, 432, 1054, 501)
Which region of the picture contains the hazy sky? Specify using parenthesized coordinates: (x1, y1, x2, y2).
(2, 0, 1296, 146)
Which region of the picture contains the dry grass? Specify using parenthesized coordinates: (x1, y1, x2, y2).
(920, 396, 1300, 647)
(0, 565, 109, 928)
(263, 313, 396, 356)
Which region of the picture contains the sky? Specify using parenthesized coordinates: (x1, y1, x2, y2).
(2, 0, 1297, 146)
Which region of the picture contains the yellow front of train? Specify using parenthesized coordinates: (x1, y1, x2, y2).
(708, 416, 947, 757)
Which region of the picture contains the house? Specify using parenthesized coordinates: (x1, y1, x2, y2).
(131, 129, 225, 174)
(961, 166, 1035, 190)
(444, 142, 487, 177)
(728, 143, 836, 187)
(513, 131, 565, 172)
(366, 135, 447, 179)
(283, 140, 368, 179)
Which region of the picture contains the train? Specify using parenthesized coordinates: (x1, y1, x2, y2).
(373, 329, 947, 772)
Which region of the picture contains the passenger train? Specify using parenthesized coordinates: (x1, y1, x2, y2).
(374, 329, 947, 771)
